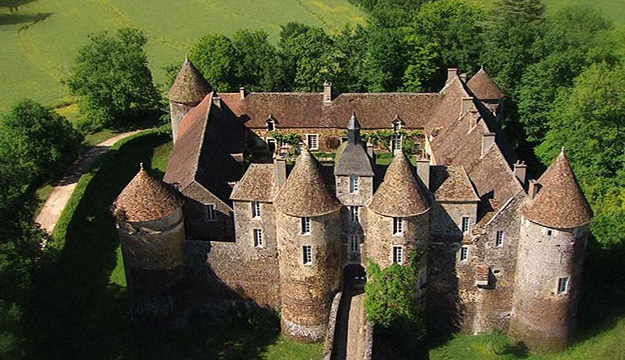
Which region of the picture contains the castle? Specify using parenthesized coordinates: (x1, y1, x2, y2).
(111, 58, 593, 351)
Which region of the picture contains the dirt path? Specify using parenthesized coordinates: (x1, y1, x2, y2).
(332, 291, 366, 360)
(35, 130, 144, 238)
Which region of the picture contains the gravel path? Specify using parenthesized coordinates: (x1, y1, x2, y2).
(35, 130, 144, 238)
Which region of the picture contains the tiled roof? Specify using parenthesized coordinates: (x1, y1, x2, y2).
(113, 167, 182, 222)
(521, 149, 592, 228)
(368, 152, 430, 217)
(274, 150, 341, 217)
(467, 67, 504, 100)
(335, 112, 375, 176)
(431, 166, 480, 202)
(230, 164, 275, 202)
(219, 92, 443, 129)
(168, 57, 213, 104)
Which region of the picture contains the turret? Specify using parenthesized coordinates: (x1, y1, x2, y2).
(335, 113, 375, 265)
(510, 149, 593, 351)
(167, 57, 212, 143)
(111, 165, 189, 332)
(467, 66, 505, 121)
(274, 150, 342, 342)
(366, 151, 430, 300)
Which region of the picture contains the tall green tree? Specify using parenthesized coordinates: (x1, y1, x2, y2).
(518, 6, 611, 143)
(231, 29, 282, 91)
(66, 28, 161, 133)
(189, 34, 238, 92)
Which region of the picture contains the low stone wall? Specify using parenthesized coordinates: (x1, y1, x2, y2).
(322, 292, 343, 360)
(363, 321, 374, 360)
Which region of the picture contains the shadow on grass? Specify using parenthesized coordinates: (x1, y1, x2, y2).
(0, 12, 51, 26)
(21, 131, 280, 360)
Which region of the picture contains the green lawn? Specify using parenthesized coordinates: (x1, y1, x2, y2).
(0, 0, 365, 110)
(25, 127, 322, 360)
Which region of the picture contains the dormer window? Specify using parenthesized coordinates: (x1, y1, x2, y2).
(267, 116, 276, 132)
(350, 175, 359, 193)
(393, 121, 402, 132)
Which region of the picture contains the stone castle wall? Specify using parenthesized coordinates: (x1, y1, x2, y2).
(336, 175, 374, 266)
(510, 218, 588, 351)
(170, 101, 196, 142)
(277, 210, 342, 342)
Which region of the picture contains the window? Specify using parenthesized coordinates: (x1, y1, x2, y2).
(205, 204, 216, 222)
(252, 201, 261, 218)
(393, 217, 403, 235)
(392, 134, 402, 152)
(392, 246, 404, 265)
(301, 217, 311, 235)
(349, 235, 360, 253)
(461, 216, 471, 234)
(547, 229, 553, 237)
(460, 246, 469, 261)
(267, 117, 275, 131)
(393, 121, 402, 132)
(254, 229, 263, 248)
(303, 245, 313, 265)
(495, 230, 504, 247)
(307, 134, 319, 150)
(350, 206, 360, 223)
(350, 175, 360, 193)
(557, 277, 570, 295)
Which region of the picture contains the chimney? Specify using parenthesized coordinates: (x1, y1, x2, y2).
(324, 81, 333, 104)
(274, 155, 287, 189)
(462, 96, 474, 115)
(481, 133, 496, 157)
(446, 68, 458, 86)
(239, 87, 247, 99)
(528, 180, 541, 199)
(366, 141, 374, 158)
(416, 157, 430, 190)
(460, 73, 468, 83)
(213, 96, 221, 108)
(514, 161, 528, 186)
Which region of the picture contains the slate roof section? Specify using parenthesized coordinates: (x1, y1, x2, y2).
(168, 57, 213, 104)
(219, 92, 443, 129)
(335, 113, 375, 176)
(467, 67, 505, 100)
(230, 164, 276, 202)
(113, 167, 182, 222)
(430, 166, 480, 202)
(521, 149, 593, 229)
(274, 150, 342, 217)
(368, 152, 430, 217)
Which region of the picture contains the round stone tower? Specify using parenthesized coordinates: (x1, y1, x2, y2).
(274, 150, 342, 342)
(366, 151, 430, 299)
(510, 149, 593, 351)
(167, 57, 212, 143)
(112, 165, 189, 332)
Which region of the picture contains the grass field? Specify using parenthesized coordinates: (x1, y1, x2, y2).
(0, 0, 365, 110)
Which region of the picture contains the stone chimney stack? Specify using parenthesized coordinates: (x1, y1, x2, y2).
(446, 68, 458, 86)
(460, 73, 468, 83)
(239, 87, 247, 99)
(324, 81, 333, 104)
(481, 133, 496, 157)
(514, 161, 528, 186)
(274, 155, 287, 189)
(462, 96, 474, 115)
(528, 179, 541, 199)
(416, 157, 430, 190)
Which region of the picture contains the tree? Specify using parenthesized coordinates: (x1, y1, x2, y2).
(189, 34, 238, 92)
(536, 63, 625, 252)
(278, 22, 340, 92)
(0, 100, 83, 181)
(405, 0, 484, 91)
(231, 29, 282, 91)
(66, 28, 161, 132)
(518, 6, 611, 143)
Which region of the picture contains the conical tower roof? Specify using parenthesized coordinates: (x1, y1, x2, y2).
(274, 150, 341, 217)
(167, 57, 213, 104)
(467, 67, 504, 100)
(522, 149, 593, 228)
(368, 152, 430, 217)
(113, 165, 183, 222)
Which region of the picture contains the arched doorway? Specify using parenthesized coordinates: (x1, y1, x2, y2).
(343, 264, 366, 292)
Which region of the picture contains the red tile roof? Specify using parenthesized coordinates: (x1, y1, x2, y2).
(467, 67, 505, 100)
(521, 149, 592, 228)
